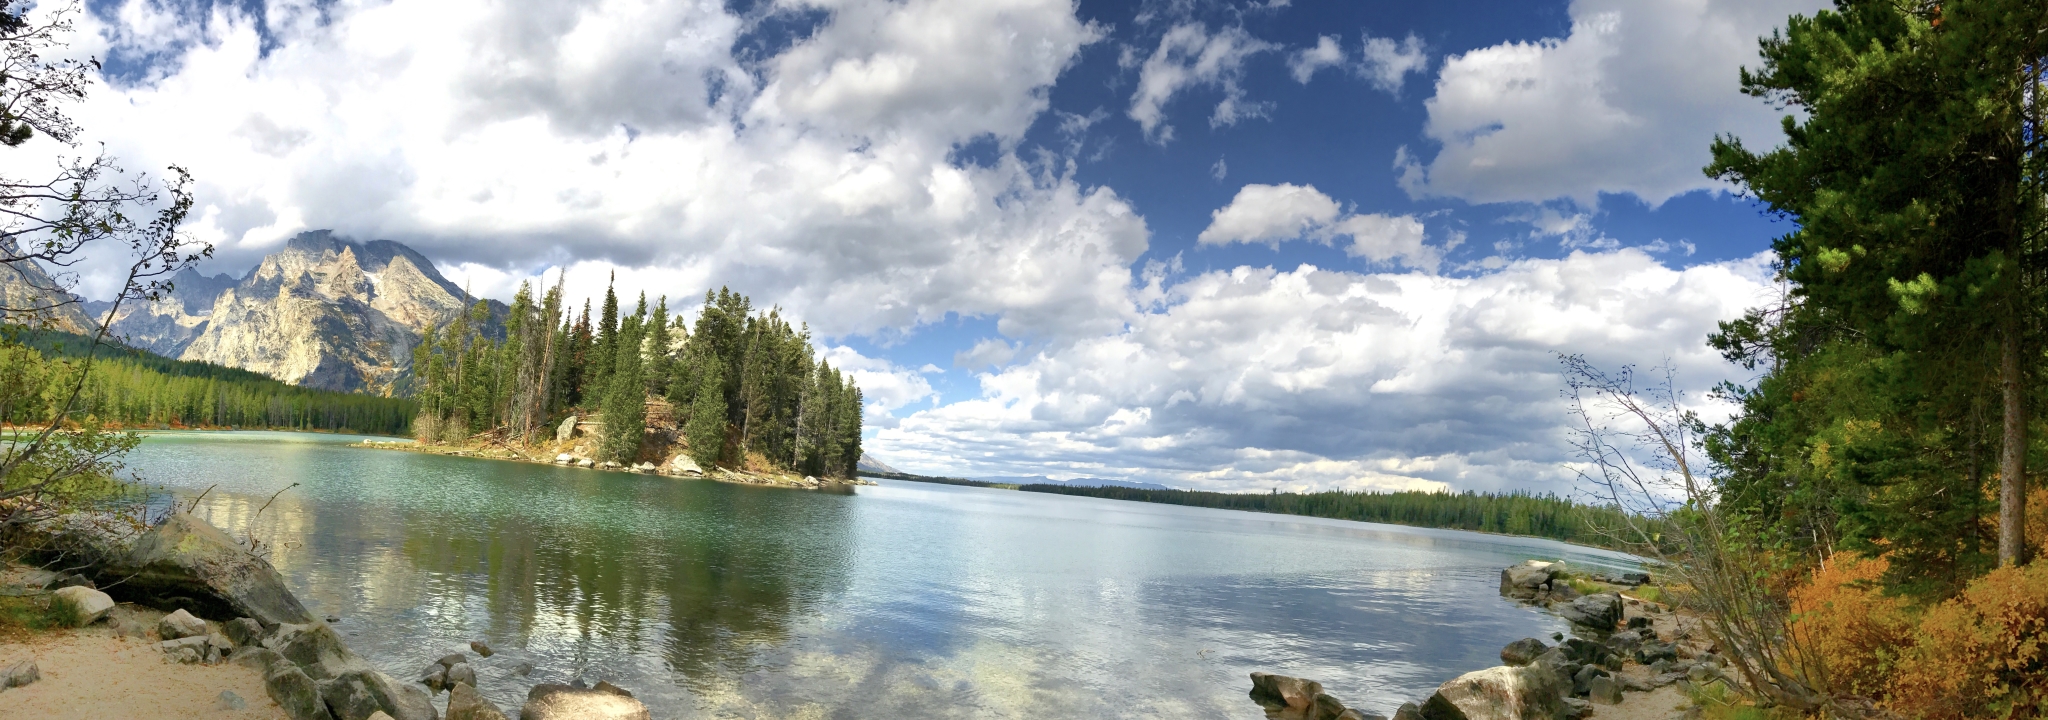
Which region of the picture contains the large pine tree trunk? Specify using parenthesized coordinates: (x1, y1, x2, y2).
(2001, 307, 2029, 567)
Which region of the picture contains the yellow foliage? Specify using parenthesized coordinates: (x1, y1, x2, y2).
(1887, 561, 2048, 720)
(2030, 488, 2047, 563)
(1786, 552, 1915, 701)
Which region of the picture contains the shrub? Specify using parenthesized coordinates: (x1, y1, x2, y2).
(1785, 552, 1914, 701)
(1888, 561, 2048, 719)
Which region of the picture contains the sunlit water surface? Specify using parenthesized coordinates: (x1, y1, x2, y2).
(125, 431, 1635, 719)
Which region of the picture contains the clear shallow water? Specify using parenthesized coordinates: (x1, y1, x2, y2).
(125, 431, 1636, 719)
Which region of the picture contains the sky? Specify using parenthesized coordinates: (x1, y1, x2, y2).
(22, 0, 1831, 494)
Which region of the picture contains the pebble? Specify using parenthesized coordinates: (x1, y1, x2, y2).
(217, 690, 247, 710)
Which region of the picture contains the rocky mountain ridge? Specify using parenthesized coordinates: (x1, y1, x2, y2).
(89, 230, 499, 394)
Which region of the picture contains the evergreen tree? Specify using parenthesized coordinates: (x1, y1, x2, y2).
(645, 295, 671, 397)
(685, 361, 726, 469)
(599, 296, 647, 463)
(591, 274, 620, 404)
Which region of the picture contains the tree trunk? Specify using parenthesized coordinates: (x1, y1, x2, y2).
(2000, 314, 2029, 567)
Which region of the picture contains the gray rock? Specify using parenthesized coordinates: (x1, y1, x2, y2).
(593, 680, 633, 698)
(264, 664, 332, 720)
(1571, 665, 1609, 696)
(1530, 648, 1576, 690)
(1250, 672, 1324, 711)
(320, 669, 437, 720)
(218, 690, 248, 710)
(269, 622, 372, 682)
(1634, 641, 1678, 666)
(1605, 629, 1644, 655)
(1651, 671, 1687, 688)
(1499, 638, 1548, 666)
(114, 513, 315, 626)
(223, 617, 265, 647)
(577, 459, 594, 468)
(1419, 664, 1567, 720)
(1499, 560, 1562, 598)
(1619, 572, 1651, 586)
(469, 640, 493, 658)
(3, 659, 39, 689)
(521, 684, 652, 720)
(1616, 673, 1654, 692)
(556, 416, 578, 442)
(1587, 676, 1621, 705)
(436, 653, 467, 669)
(1561, 697, 1593, 719)
(51, 585, 115, 626)
(419, 664, 447, 694)
(446, 682, 509, 720)
(1393, 703, 1423, 720)
(670, 455, 703, 475)
(159, 608, 208, 639)
(1686, 663, 1719, 683)
(1555, 593, 1623, 633)
(447, 662, 476, 688)
(161, 635, 212, 663)
(1313, 692, 1348, 720)
(321, 673, 383, 720)
(1336, 710, 1387, 720)
(1625, 616, 1653, 630)
(508, 661, 534, 677)
(231, 646, 286, 673)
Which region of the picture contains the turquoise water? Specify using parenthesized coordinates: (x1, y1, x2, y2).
(126, 431, 1633, 718)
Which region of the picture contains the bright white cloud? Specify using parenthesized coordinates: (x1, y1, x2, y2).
(1197, 184, 1437, 270)
(820, 345, 937, 424)
(1287, 35, 1344, 84)
(1400, 0, 1828, 206)
(873, 250, 1774, 493)
(1357, 33, 1428, 94)
(1127, 23, 1275, 143)
(954, 337, 1021, 370)
(20, 0, 1143, 340)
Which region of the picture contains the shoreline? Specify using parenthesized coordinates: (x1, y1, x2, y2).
(355, 437, 876, 492)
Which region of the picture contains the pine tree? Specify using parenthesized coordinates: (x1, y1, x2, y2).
(591, 273, 620, 405)
(685, 361, 726, 469)
(599, 296, 647, 463)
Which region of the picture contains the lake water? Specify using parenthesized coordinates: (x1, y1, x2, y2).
(124, 431, 1636, 719)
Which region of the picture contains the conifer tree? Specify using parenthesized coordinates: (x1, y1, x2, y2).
(685, 361, 726, 468)
(599, 296, 646, 463)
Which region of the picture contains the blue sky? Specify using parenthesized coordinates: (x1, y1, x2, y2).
(39, 0, 1825, 493)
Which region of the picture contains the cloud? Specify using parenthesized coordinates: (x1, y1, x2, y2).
(820, 345, 937, 419)
(954, 337, 1020, 370)
(1287, 34, 1344, 84)
(1356, 33, 1427, 94)
(1127, 23, 1275, 143)
(24, 0, 1144, 340)
(1196, 183, 1437, 269)
(1399, 0, 1828, 206)
(872, 250, 1775, 493)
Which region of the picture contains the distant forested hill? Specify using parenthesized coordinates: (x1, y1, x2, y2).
(14, 329, 416, 435)
(1019, 484, 1639, 550)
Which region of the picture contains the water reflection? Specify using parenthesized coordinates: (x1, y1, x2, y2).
(127, 432, 1634, 719)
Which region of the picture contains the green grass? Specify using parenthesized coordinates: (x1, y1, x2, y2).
(0, 594, 68, 633)
(1567, 577, 1606, 596)
(1628, 584, 1667, 605)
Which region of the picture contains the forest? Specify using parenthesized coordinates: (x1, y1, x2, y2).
(1567, 1, 2048, 717)
(410, 281, 865, 477)
(1020, 484, 1635, 549)
(4, 330, 415, 435)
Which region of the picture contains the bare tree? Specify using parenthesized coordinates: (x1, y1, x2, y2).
(1559, 354, 1833, 714)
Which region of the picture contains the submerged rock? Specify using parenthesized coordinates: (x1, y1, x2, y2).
(113, 513, 315, 626)
(522, 683, 651, 720)
(469, 640, 493, 657)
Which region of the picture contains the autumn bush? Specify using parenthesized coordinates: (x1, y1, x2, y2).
(1886, 560, 2048, 719)
(1785, 552, 1915, 702)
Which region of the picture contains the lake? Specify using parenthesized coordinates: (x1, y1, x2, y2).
(125, 431, 1634, 718)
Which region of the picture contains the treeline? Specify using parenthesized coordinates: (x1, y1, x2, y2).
(7, 330, 416, 435)
(1019, 484, 1634, 549)
(412, 280, 863, 476)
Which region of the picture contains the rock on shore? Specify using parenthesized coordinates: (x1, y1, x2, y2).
(108, 513, 317, 626)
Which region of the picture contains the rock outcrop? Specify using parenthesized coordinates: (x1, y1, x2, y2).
(1419, 665, 1567, 720)
(108, 512, 315, 626)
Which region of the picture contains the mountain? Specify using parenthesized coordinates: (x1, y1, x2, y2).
(98, 230, 496, 395)
(0, 238, 95, 333)
(856, 452, 901, 475)
(974, 475, 1176, 491)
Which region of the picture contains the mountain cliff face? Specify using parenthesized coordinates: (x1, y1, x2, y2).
(0, 238, 95, 333)
(102, 230, 492, 395)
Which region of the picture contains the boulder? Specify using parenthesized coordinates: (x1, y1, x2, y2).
(224, 617, 265, 647)
(1250, 672, 1325, 711)
(1555, 593, 1623, 633)
(320, 669, 436, 720)
(1561, 697, 1592, 719)
(1570, 665, 1608, 696)
(1313, 692, 1348, 720)
(269, 622, 371, 682)
(1619, 572, 1650, 586)
(446, 682, 509, 720)
(160, 608, 209, 639)
(577, 459, 594, 468)
(113, 513, 315, 626)
(1500, 638, 1548, 666)
(469, 640, 494, 658)
(264, 664, 331, 720)
(1586, 677, 1621, 705)
(1605, 629, 1644, 655)
(51, 585, 115, 626)
(1499, 560, 1561, 598)
(447, 662, 477, 688)
(232, 646, 286, 673)
(1336, 710, 1387, 720)
(555, 454, 573, 464)
(593, 681, 633, 698)
(3, 659, 39, 689)
(1529, 648, 1577, 691)
(1633, 641, 1678, 666)
(419, 664, 447, 694)
(1419, 665, 1567, 720)
(556, 416, 578, 442)
(670, 455, 703, 475)
(161, 635, 211, 664)
(1393, 703, 1424, 720)
(521, 684, 651, 720)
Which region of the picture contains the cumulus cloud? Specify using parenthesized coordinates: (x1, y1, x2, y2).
(1399, 0, 1827, 206)
(820, 345, 938, 420)
(1127, 23, 1275, 143)
(872, 250, 1774, 493)
(954, 337, 1021, 370)
(1357, 33, 1428, 94)
(19, 0, 1143, 339)
(1197, 184, 1437, 270)
(1287, 35, 1344, 84)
